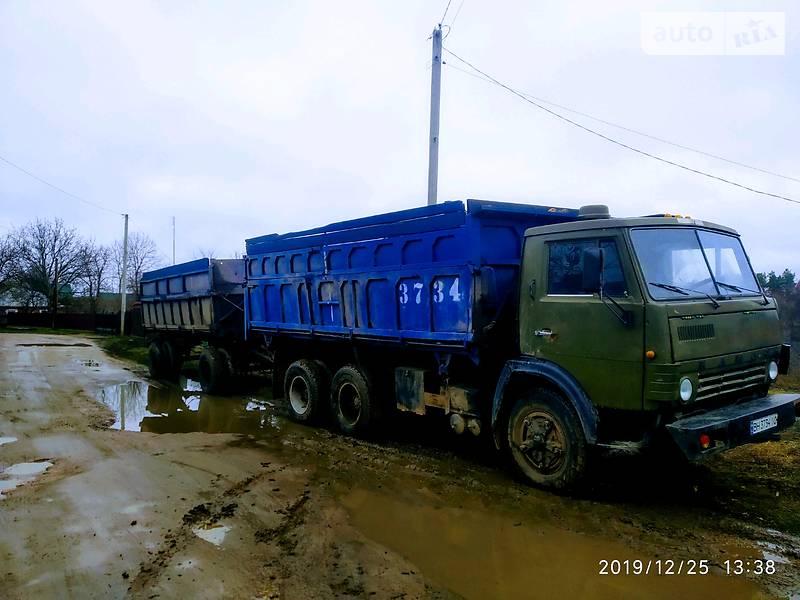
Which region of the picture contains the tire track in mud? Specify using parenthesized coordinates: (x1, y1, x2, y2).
(127, 470, 273, 596)
(254, 491, 310, 554)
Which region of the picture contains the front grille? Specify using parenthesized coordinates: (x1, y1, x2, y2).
(677, 323, 715, 341)
(697, 364, 765, 401)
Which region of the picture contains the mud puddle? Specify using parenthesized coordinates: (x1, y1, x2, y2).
(97, 378, 279, 435)
(341, 487, 767, 600)
(0, 460, 53, 499)
(193, 523, 232, 546)
(75, 358, 100, 368)
(16, 342, 90, 347)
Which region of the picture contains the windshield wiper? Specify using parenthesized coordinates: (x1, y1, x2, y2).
(649, 282, 688, 296)
(648, 281, 720, 309)
(716, 281, 769, 305)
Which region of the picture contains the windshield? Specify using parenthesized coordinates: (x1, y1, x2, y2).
(630, 228, 761, 300)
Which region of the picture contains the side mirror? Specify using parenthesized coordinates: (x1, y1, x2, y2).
(582, 247, 604, 294)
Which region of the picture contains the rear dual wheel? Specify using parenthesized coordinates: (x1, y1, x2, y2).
(284, 359, 328, 423)
(281, 361, 375, 436)
(330, 365, 375, 436)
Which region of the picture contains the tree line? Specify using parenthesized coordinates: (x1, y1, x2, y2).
(0, 217, 162, 323)
(757, 269, 799, 343)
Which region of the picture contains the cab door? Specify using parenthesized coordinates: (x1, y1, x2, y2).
(519, 232, 645, 411)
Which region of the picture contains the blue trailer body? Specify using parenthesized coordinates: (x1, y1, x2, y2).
(244, 200, 578, 354)
(140, 258, 245, 337)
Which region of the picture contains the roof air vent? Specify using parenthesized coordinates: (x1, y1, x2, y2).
(578, 205, 611, 220)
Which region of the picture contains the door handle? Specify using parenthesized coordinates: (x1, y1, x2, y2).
(534, 329, 553, 337)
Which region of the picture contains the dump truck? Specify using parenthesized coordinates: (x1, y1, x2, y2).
(146, 200, 798, 490)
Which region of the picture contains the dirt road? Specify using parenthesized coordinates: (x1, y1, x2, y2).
(0, 333, 798, 599)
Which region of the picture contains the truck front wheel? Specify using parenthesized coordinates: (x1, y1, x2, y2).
(199, 346, 234, 395)
(330, 365, 373, 436)
(507, 388, 587, 491)
(284, 359, 328, 423)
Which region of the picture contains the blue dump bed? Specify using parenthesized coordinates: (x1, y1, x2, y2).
(140, 258, 245, 336)
(244, 200, 579, 352)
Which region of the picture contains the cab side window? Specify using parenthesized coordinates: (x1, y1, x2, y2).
(547, 239, 628, 296)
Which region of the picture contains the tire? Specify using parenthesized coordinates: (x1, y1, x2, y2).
(161, 340, 183, 380)
(148, 341, 166, 379)
(330, 365, 373, 436)
(283, 359, 328, 423)
(198, 346, 234, 395)
(506, 388, 588, 491)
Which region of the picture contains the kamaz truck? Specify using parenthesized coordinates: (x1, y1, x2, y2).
(143, 200, 798, 490)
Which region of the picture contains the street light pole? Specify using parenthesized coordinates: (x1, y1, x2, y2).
(119, 213, 129, 335)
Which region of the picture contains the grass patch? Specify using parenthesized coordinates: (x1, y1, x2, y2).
(98, 335, 150, 367)
(708, 421, 800, 535)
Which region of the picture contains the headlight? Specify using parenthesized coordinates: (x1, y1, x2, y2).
(768, 361, 779, 381)
(679, 377, 694, 402)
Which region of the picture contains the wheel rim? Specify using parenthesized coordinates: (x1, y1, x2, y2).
(288, 375, 311, 415)
(337, 382, 361, 425)
(511, 408, 567, 475)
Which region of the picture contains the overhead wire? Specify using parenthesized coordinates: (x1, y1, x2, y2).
(439, 0, 453, 26)
(0, 153, 124, 215)
(442, 47, 800, 206)
(443, 61, 800, 184)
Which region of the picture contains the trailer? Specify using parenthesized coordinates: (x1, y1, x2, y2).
(140, 258, 246, 386)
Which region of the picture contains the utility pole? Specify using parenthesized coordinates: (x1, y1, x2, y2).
(172, 216, 176, 265)
(119, 213, 129, 335)
(427, 24, 443, 206)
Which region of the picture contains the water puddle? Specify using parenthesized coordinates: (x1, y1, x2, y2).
(75, 359, 100, 368)
(0, 436, 18, 446)
(192, 524, 231, 546)
(758, 541, 791, 565)
(341, 488, 765, 600)
(0, 460, 53, 499)
(16, 343, 90, 348)
(96, 378, 279, 435)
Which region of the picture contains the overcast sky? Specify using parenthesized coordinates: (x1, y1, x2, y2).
(1, 0, 797, 275)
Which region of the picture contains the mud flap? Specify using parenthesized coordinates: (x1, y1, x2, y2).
(667, 394, 799, 460)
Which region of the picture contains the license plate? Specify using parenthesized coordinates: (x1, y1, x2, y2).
(750, 413, 778, 435)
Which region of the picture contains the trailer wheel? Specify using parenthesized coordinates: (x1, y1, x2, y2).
(331, 365, 373, 436)
(284, 360, 328, 423)
(148, 341, 166, 379)
(199, 346, 234, 395)
(506, 388, 587, 491)
(161, 340, 183, 380)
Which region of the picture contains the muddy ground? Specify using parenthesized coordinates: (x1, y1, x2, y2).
(0, 332, 798, 600)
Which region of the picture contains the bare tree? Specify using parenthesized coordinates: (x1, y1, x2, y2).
(78, 241, 112, 315)
(112, 232, 162, 295)
(0, 233, 20, 292)
(193, 247, 217, 259)
(11, 218, 88, 326)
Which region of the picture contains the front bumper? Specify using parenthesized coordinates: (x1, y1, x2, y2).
(666, 394, 799, 460)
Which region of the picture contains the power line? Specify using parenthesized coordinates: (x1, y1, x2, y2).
(439, 0, 453, 26)
(0, 153, 122, 215)
(442, 48, 800, 206)
(449, 0, 466, 30)
(443, 60, 800, 185)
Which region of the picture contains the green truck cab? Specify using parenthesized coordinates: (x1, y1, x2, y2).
(494, 206, 797, 489)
